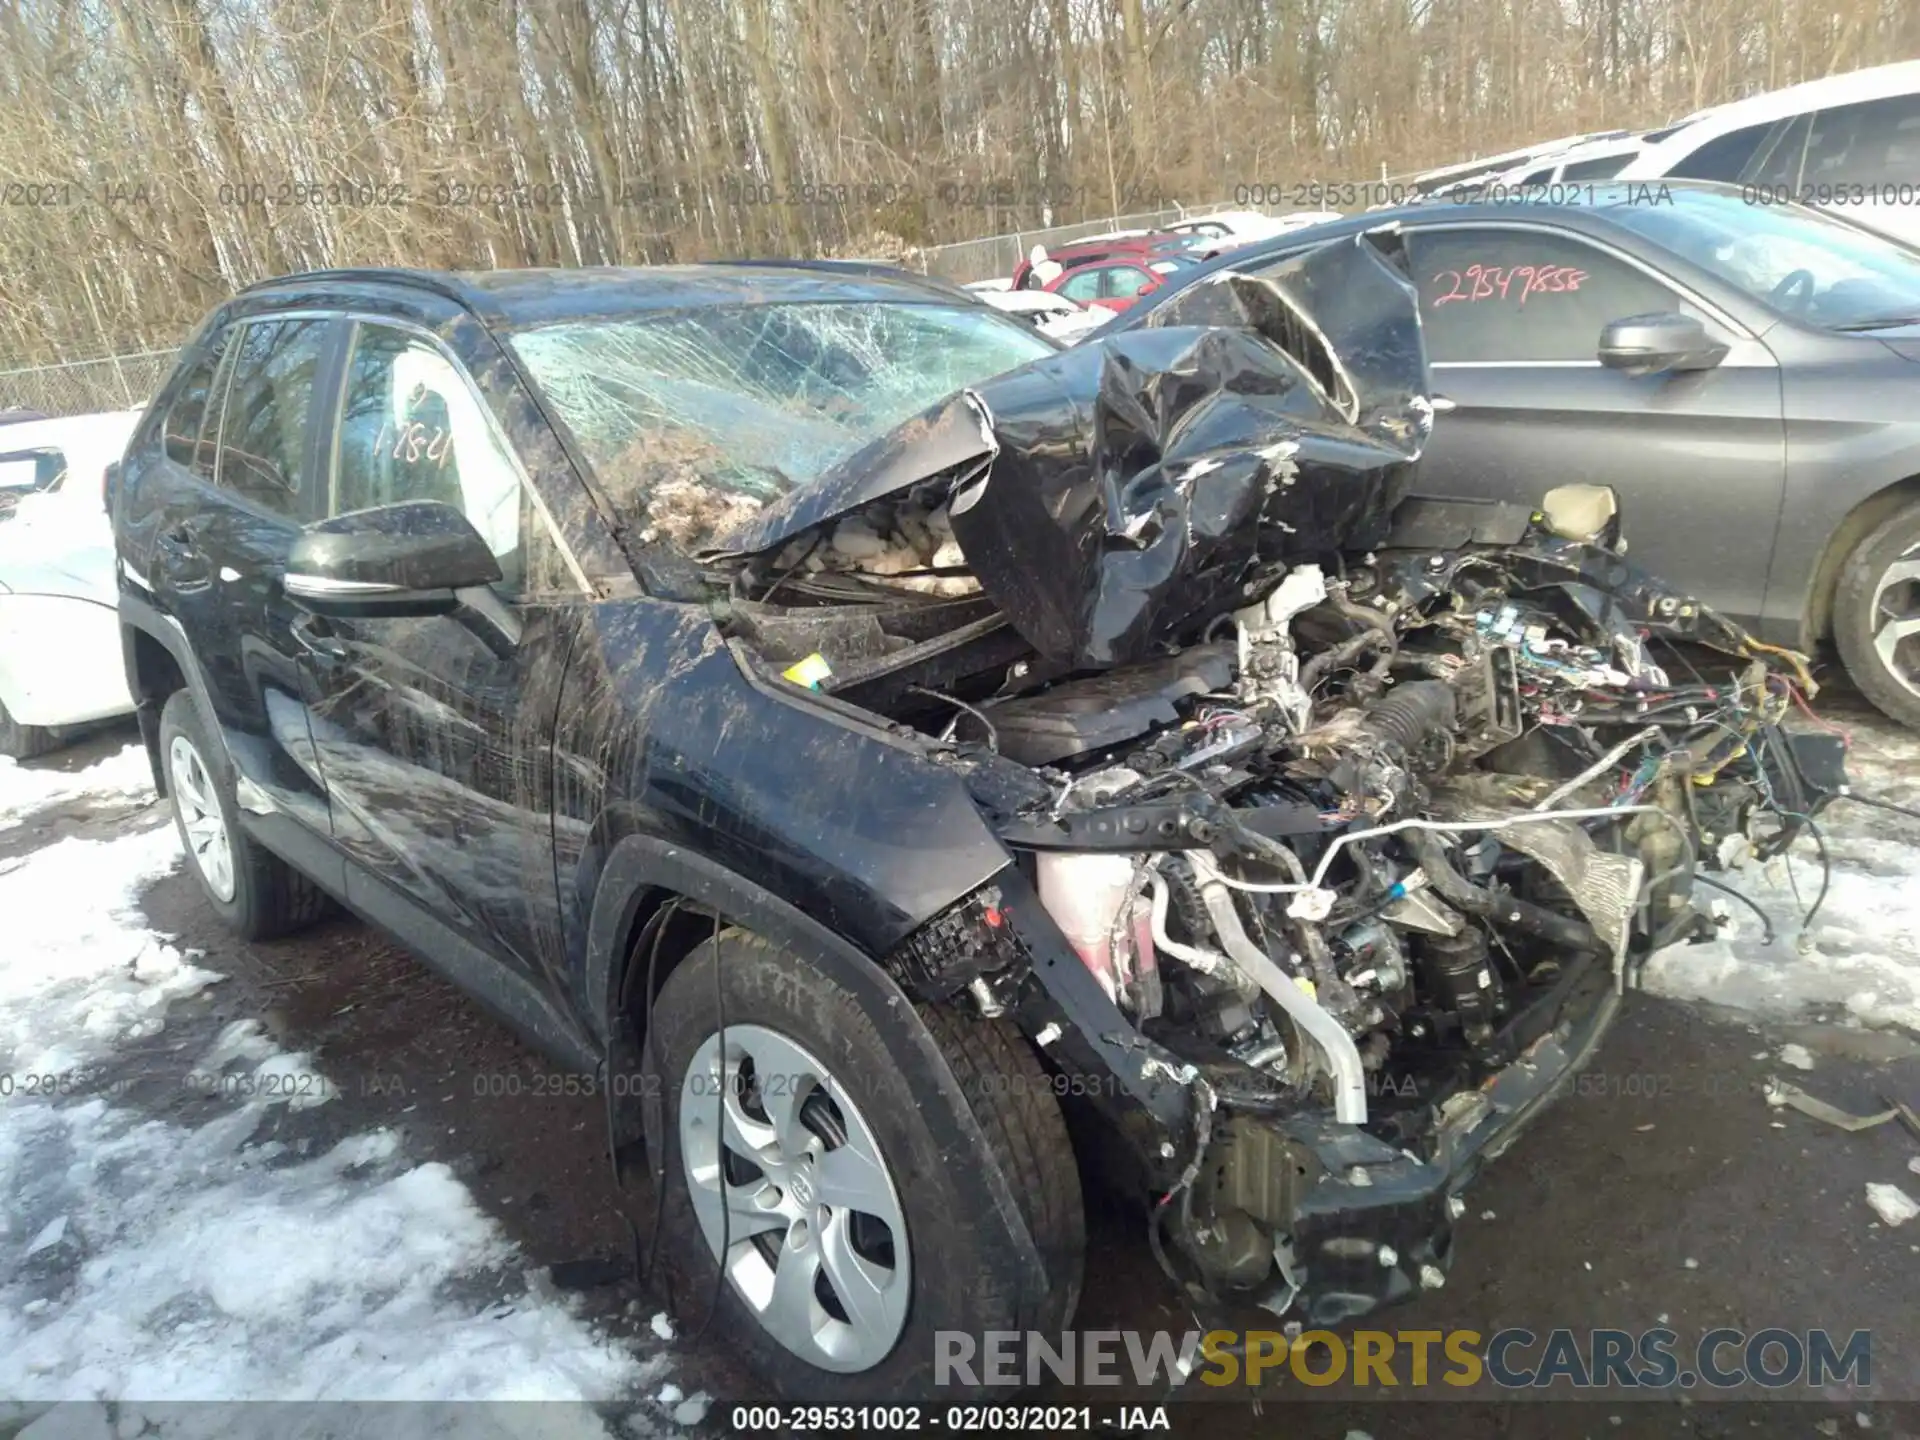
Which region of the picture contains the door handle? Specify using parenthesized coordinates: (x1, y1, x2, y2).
(291, 613, 351, 666)
(154, 521, 212, 590)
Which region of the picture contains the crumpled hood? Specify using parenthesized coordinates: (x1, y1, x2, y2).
(721, 227, 1432, 669)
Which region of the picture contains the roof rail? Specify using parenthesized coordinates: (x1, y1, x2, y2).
(235, 267, 492, 318)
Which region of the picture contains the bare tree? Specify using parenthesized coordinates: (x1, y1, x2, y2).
(0, 0, 1912, 362)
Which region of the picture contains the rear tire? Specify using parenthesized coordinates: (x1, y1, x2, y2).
(0, 696, 58, 760)
(643, 928, 1084, 1400)
(1833, 503, 1920, 730)
(158, 689, 331, 939)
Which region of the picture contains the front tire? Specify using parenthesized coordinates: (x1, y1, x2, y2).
(643, 929, 1084, 1400)
(157, 689, 331, 939)
(1834, 503, 1920, 729)
(0, 696, 58, 760)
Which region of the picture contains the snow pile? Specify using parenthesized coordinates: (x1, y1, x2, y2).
(1643, 712, 1920, 1033)
(0, 823, 217, 1076)
(0, 742, 153, 826)
(0, 752, 648, 1417)
(0, 1106, 638, 1404)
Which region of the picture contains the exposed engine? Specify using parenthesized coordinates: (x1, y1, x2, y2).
(714, 481, 1833, 1314)
(697, 234, 1837, 1321)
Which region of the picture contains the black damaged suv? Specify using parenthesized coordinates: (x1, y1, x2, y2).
(113, 252, 1818, 1398)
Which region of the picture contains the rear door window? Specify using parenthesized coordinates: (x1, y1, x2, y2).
(1409, 228, 1679, 362)
(1744, 112, 1812, 187)
(1058, 268, 1107, 302)
(216, 318, 330, 516)
(1803, 95, 1920, 187)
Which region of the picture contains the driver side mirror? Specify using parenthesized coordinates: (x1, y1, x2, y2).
(1597, 312, 1729, 377)
(285, 500, 501, 618)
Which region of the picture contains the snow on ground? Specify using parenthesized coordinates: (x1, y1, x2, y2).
(4, 696, 1916, 1420)
(1643, 711, 1920, 1034)
(0, 745, 154, 826)
(0, 746, 657, 1427)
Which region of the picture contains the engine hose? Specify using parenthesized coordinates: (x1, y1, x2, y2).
(1147, 867, 1235, 978)
(1192, 856, 1370, 1124)
(1401, 828, 1608, 957)
(1298, 628, 1394, 693)
(1359, 679, 1456, 754)
(1329, 586, 1397, 640)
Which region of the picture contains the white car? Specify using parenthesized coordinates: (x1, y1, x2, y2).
(1411, 129, 1634, 196)
(1495, 132, 1658, 186)
(0, 410, 143, 757)
(975, 287, 1110, 344)
(1165, 210, 1343, 245)
(1617, 59, 1920, 246)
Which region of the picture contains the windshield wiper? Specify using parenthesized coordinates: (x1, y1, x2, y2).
(1831, 314, 1920, 331)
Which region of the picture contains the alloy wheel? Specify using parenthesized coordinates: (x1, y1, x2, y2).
(678, 1022, 911, 1373)
(1871, 544, 1920, 701)
(169, 734, 236, 903)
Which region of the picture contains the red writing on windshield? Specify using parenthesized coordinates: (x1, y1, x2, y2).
(1430, 263, 1589, 307)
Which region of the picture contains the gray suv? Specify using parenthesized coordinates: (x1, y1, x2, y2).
(1115, 183, 1920, 726)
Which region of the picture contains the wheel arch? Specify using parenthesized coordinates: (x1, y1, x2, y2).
(117, 597, 207, 798)
(1801, 473, 1920, 646)
(582, 833, 1054, 1320)
(583, 833, 910, 1049)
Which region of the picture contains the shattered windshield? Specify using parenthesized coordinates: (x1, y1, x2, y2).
(509, 301, 1053, 550)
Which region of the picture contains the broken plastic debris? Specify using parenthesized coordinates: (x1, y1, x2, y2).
(1777, 1043, 1815, 1071)
(1865, 1183, 1917, 1227)
(1764, 1079, 1901, 1132)
(781, 652, 833, 690)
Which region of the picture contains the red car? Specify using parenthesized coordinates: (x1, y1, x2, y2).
(1010, 232, 1209, 290)
(1041, 253, 1202, 313)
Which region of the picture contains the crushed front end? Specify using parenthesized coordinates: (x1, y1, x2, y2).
(889, 503, 1832, 1324)
(698, 230, 1837, 1325)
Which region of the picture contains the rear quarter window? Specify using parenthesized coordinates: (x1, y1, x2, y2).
(159, 333, 233, 481)
(1667, 120, 1775, 181)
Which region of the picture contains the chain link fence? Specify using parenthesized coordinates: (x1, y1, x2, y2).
(912, 175, 1432, 284)
(915, 203, 1232, 284)
(0, 351, 177, 421)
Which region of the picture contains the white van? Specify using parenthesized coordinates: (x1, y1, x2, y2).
(1617, 60, 1920, 247)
